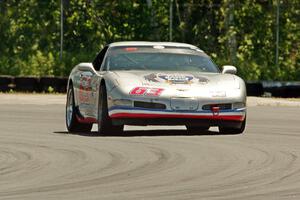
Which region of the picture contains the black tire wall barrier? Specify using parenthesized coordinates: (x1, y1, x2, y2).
(0, 75, 14, 92)
(39, 77, 68, 93)
(246, 82, 264, 96)
(263, 84, 300, 98)
(14, 77, 40, 92)
(0, 76, 68, 93)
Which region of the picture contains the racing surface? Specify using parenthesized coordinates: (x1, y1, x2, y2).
(0, 94, 300, 200)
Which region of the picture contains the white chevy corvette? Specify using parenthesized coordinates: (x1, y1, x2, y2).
(66, 41, 246, 135)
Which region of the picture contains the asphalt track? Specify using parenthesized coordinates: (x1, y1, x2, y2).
(0, 95, 300, 200)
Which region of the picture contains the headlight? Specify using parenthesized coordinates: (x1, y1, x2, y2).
(232, 102, 246, 109)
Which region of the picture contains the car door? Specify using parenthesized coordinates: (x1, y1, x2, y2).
(77, 67, 94, 117)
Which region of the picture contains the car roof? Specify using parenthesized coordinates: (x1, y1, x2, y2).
(108, 41, 201, 50)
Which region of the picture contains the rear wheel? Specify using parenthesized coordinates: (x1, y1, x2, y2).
(98, 84, 123, 135)
(219, 117, 246, 134)
(186, 126, 210, 133)
(66, 84, 93, 133)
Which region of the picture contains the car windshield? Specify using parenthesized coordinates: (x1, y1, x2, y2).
(105, 46, 220, 73)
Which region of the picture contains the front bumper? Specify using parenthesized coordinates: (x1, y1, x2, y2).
(109, 106, 246, 126)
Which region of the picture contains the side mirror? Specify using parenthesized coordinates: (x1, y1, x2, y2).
(78, 63, 94, 71)
(222, 65, 237, 74)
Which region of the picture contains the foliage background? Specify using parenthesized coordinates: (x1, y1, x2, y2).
(0, 0, 299, 80)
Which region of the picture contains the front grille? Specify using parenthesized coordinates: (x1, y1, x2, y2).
(134, 101, 166, 109)
(202, 103, 232, 110)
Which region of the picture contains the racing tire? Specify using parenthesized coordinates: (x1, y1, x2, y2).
(186, 126, 210, 133)
(218, 117, 246, 134)
(66, 84, 93, 133)
(98, 84, 123, 135)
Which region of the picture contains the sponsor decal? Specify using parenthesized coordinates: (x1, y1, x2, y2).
(144, 73, 159, 82)
(144, 73, 208, 84)
(194, 75, 209, 84)
(129, 87, 164, 96)
(158, 74, 193, 84)
(79, 76, 92, 103)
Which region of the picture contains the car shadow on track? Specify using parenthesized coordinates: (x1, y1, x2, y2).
(53, 129, 238, 137)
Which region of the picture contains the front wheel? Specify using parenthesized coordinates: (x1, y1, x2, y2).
(219, 117, 246, 134)
(66, 84, 93, 133)
(98, 84, 123, 135)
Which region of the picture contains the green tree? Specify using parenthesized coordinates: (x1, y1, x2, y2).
(0, 0, 299, 81)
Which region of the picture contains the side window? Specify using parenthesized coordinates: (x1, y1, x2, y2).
(92, 46, 108, 71)
(101, 57, 109, 71)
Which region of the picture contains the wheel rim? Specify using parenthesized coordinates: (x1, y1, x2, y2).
(66, 89, 73, 127)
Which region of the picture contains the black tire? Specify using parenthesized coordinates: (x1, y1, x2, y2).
(66, 84, 93, 133)
(186, 126, 210, 133)
(98, 84, 123, 135)
(219, 117, 246, 134)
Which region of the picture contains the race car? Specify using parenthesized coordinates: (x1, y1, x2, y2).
(66, 41, 246, 134)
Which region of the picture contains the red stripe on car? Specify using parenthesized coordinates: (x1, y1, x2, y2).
(110, 113, 244, 121)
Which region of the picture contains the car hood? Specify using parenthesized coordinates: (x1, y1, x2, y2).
(112, 70, 240, 90)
